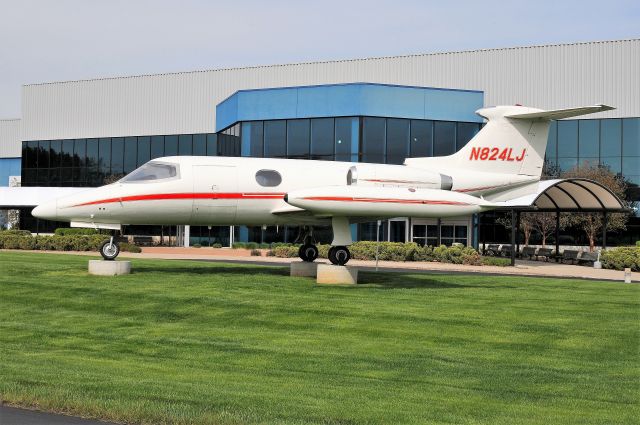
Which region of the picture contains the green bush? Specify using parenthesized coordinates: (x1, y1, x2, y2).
(636, 241, 640, 247)
(250, 249, 262, 256)
(0, 229, 32, 236)
(0, 234, 110, 252)
(600, 247, 640, 271)
(120, 242, 142, 253)
(54, 228, 99, 236)
(271, 245, 299, 258)
(212, 243, 223, 248)
(481, 256, 511, 267)
(192, 243, 202, 248)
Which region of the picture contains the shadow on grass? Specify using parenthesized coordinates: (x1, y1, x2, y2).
(357, 271, 518, 289)
(132, 264, 290, 277)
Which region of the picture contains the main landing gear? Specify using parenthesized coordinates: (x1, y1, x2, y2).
(100, 236, 120, 261)
(296, 218, 353, 266)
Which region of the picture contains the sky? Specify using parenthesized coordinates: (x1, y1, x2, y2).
(0, 0, 638, 118)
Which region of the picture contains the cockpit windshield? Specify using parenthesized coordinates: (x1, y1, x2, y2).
(120, 162, 179, 183)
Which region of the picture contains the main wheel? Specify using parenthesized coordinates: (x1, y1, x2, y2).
(298, 244, 319, 262)
(328, 246, 350, 266)
(100, 240, 120, 261)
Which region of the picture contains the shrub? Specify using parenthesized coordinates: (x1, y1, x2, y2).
(636, 241, 640, 247)
(271, 245, 299, 258)
(481, 256, 511, 267)
(250, 249, 262, 256)
(120, 242, 142, 253)
(212, 243, 222, 248)
(600, 247, 640, 271)
(54, 228, 99, 236)
(192, 243, 202, 248)
(0, 229, 32, 236)
(258, 243, 270, 249)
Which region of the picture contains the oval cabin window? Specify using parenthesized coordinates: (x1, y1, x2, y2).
(255, 169, 282, 187)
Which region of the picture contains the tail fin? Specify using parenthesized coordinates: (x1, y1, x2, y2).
(405, 104, 614, 177)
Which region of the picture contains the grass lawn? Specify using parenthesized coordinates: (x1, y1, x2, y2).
(0, 252, 638, 425)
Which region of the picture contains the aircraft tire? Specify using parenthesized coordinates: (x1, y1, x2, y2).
(100, 240, 120, 261)
(329, 246, 350, 266)
(298, 244, 318, 262)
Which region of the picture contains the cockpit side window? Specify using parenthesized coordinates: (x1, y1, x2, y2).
(120, 162, 179, 183)
(255, 169, 282, 187)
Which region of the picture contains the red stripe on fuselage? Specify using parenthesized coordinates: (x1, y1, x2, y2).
(73, 192, 285, 207)
(301, 196, 470, 206)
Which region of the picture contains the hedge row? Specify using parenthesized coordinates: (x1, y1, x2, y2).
(0, 234, 141, 253)
(268, 242, 511, 266)
(600, 247, 640, 271)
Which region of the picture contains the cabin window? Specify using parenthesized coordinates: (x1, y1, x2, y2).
(121, 162, 178, 183)
(255, 169, 282, 187)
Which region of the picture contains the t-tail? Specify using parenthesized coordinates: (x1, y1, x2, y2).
(405, 104, 615, 178)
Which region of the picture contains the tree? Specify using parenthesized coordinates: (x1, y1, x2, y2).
(560, 164, 629, 251)
(496, 212, 535, 246)
(532, 212, 557, 247)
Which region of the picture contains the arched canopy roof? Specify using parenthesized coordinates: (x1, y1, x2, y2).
(502, 178, 627, 212)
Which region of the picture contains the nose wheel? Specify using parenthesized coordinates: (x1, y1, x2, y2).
(328, 246, 350, 266)
(100, 237, 120, 261)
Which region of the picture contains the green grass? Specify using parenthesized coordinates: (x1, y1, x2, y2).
(0, 252, 638, 425)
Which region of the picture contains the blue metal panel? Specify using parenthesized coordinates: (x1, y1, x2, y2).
(359, 85, 425, 120)
(216, 83, 484, 131)
(0, 158, 21, 187)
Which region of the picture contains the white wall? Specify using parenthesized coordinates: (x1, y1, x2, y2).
(14, 39, 640, 143)
(0, 119, 21, 158)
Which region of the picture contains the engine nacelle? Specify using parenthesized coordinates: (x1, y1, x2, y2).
(346, 164, 448, 190)
(285, 185, 495, 218)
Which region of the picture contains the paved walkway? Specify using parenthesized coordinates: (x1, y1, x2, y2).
(0, 405, 117, 425)
(4, 247, 637, 282)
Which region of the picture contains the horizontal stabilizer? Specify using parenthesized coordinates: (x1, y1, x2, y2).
(505, 104, 614, 120)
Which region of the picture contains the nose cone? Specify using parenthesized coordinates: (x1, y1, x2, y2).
(32, 200, 58, 220)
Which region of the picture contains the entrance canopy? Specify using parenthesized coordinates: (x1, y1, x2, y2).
(501, 178, 627, 212)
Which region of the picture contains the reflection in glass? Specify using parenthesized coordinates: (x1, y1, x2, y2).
(456, 122, 479, 151)
(178, 134, 192, 156)
(193, 134, 206, 156)
(206, 134, 217, 156)
(137, 136, 150, 166)
(410, 120, 433, 157)
(335, 117, 357, 162)
(38, 140, 50, 169)
(50, 140, 62, 168)
(386, 118, 409, 165)
(623, 118, 639, 157)
(150, 136, 164, 160)
(98, 138, 111, 175)
(434, 121, 455, 156)
(601, 119, 622, 156)
(61, 140, 74, 167)
(362, 117, 386, 163)
(164, 135, 178, 156)
(111, 137, 124, 175)
(124, 137, 137, 173)
(287, 119, 310, 159)
(74, 139, 86, 168)
(622, 157, 640, 176)
(557, 120, 578, 157)
(601, 156, 622, 174)
(311, 118, 334, 160)
(578, 120, 599, 158)
(264, 121, 286, 158)
(545, 121, 557, 161)
(86, 139, 98, 168)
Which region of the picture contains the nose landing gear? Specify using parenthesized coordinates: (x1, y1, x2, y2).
(296, 226, 319, 262)
(100, 236, 120, 261)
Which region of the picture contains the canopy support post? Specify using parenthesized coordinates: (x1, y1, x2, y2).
(602, 211, 608, 249)
(555, 211, 560, 262)
(510, 209, 516, 267)
(515, 210, 521, 254)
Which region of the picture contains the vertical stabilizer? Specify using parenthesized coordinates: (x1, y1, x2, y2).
(404, 104, 614, 177)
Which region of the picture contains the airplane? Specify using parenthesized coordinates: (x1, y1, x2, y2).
(32, 104, 614, 265)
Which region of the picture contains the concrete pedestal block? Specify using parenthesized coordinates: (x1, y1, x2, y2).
(290, 261, 318, 277)
(88, 260, 131, 276)
(316, 264, 358, 285)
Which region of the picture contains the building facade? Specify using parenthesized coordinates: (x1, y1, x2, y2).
(0, 39, 638, 246)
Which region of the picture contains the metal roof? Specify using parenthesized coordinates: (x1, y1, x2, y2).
(502, 178, 627, 212)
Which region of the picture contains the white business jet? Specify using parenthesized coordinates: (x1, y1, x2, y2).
(32, 104, 613, 264)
